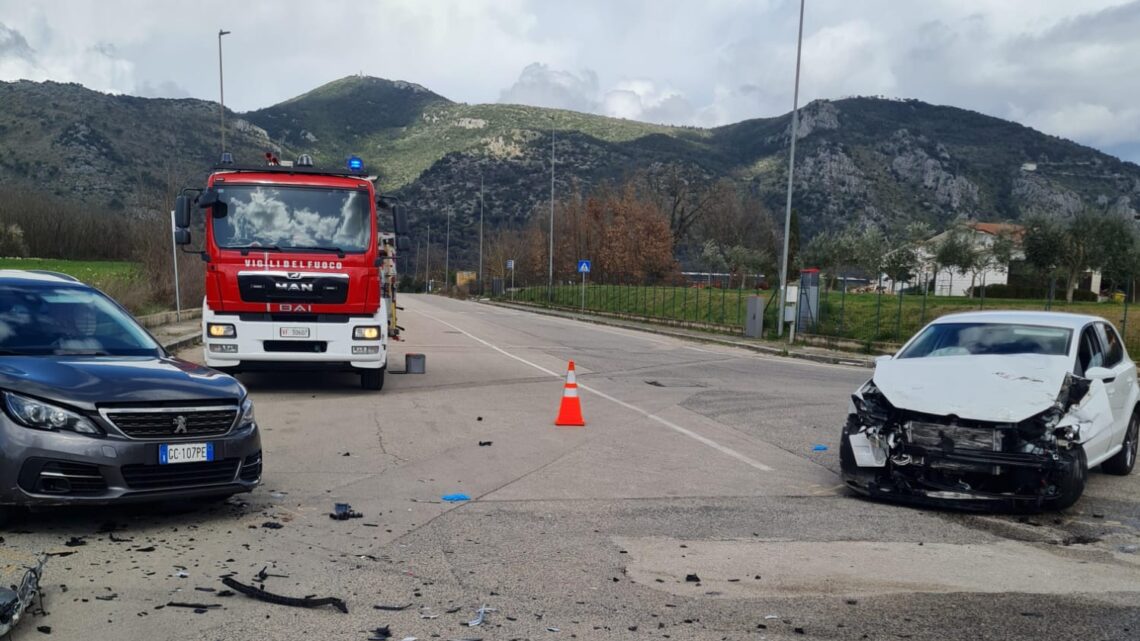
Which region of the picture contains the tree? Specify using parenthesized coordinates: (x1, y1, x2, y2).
(881, 246, 919, 291)
(638, 164, 722, 245)
(932, 227, 977, 295)
(801, 230, 846, 290)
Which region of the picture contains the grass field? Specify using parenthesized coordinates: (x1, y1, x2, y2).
(508, 283, 1140, 353)
(0, 258, 139, 289)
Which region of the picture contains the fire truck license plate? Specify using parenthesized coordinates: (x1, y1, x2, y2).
(280, 327, 310, 338)
(160, 442, 214, 464)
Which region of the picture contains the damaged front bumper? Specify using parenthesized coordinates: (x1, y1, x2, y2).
(839, 378, 1091, 511)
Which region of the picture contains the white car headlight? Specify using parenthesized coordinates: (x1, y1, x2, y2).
(3, 392, 102, 435)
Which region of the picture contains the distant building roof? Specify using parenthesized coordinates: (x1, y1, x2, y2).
(966, 221, 1025, 239)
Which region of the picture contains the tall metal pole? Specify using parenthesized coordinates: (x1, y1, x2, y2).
(217, 29, 230, 153)
(445, 210, 451, 293)
(776, 0, 805, 338)
(170, 210, 182, 321)
(425, 224, 431, 292)
(549, 116, 556, 297)
(479, 172, 484, 295)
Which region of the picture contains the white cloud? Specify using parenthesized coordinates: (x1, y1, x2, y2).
(499, 63, 599, 112)
(0, 0, 1139, 161)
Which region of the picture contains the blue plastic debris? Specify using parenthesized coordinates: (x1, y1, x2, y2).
(811, 444, 829, 452)
(441, 493, 471, 502)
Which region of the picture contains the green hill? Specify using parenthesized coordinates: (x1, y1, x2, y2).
(1, 75, 1137, 265)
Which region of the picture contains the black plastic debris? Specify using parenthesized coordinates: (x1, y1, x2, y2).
(216, 590, 235, 598)
(135, 546, 156, 553)
(478, 441, 493, 447)
(330, 503, 364, 520)
(36, 626, 51, 634)
(0, 554, 47, 636)
(367, 625, 392, 640)
(261, 522, 284, 530)
(684, 574, 701, 583)
(167, 602, 221, 610)
(343, 452, 351, 457)
(221, 576, 348, 613)
(64, 537, 87, 547)
(95, 593, 118, 601)
(373, 603, 411, 611)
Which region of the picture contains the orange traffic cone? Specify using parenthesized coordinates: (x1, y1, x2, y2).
(555, 360, 586, 427)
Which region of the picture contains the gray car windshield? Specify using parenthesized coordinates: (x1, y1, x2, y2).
(898, 322, 1072, 358)
(212, 185, 371, 253)
(0, 285, 161, 356)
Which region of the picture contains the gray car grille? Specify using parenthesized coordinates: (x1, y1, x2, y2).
(102, 407, 238, 439)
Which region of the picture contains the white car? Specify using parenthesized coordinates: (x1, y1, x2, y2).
(841, 311, 1139, 510)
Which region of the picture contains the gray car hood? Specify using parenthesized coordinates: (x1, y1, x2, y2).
(871, 354, 1072, 423)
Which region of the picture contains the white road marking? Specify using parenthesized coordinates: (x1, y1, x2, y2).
(414, 307, 774, 472)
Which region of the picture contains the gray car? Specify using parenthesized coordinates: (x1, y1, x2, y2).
(0, 271, 261, 520)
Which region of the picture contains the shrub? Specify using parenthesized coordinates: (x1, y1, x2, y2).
(0, 223, 29, 257)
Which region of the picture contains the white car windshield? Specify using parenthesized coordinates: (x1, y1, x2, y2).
(898, 322, 1072, 359)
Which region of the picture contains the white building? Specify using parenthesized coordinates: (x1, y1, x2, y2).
(925, 222, 1024, 297)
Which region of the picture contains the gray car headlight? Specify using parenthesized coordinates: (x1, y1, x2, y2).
(237, 397, 256, 430)
(4, 392, 102, 435)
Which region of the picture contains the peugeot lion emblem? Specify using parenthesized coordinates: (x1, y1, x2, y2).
(173, 415, 189, 434)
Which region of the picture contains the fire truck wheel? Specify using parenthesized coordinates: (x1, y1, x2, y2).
(361, 367, 386, 391)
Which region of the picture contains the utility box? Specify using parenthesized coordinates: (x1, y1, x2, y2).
(783, 284, 799, 323)
(492, 277, 504, 296)
(745, 296, 765, 338)
(797, 269, 821, 333)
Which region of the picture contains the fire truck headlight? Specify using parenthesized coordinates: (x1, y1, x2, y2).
(208, 323, 236, 338)
(353, 326, 381, 340)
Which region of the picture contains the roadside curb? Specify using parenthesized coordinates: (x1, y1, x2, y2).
(163, 332, 202, 353)
(482, 300, 874, 368)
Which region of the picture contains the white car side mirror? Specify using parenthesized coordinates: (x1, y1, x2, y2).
(874, 354, 893, 366)
(1083, 366, 1115, 381)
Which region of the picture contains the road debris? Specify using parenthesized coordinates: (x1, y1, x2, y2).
(468, 605, 497, 626)
(684, 573, 701, 583)
(261, 521, 284, 529)
(166, 602, 221, 610)
(367, 625, 392, 640)
(64, 536, 87, 547)
(36, 626, 51, 634)
(442, 493, 471, 503)
(373, 603, 411, 611)
(811, 444, 828, 452)
(0, 554, 47, 636)
(546, 627, 560, 632)
(330, 502, 364, 520)
(478, 441, 493, 447)
(221, 576, 348, 613)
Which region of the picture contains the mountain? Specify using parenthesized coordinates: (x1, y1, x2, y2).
(2, 76, 1138, 262)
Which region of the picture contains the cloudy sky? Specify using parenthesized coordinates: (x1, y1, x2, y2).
(2, 0, 1138, 162)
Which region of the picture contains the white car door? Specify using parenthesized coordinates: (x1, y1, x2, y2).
(1075, 324, 1115, 462)
(1096, 323, 1135, 441)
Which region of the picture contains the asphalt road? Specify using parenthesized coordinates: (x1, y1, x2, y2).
(4, 294, 1140, 640)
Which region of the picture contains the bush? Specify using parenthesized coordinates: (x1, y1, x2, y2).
(1072, 289, 1098, 302)
(975, 283, 1047, 299)
(0, 223, 29, 257)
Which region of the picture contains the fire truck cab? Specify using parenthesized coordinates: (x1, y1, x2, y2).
(174, 153, 409, 390)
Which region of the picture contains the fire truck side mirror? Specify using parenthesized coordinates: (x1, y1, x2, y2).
(173, 228, 192, 246)
(393, 206, 409, 236)
(174, 196, 192, 229)
(396, 235, 411, 253)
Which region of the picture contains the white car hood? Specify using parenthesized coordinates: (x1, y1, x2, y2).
(871, 354, 1073, 423)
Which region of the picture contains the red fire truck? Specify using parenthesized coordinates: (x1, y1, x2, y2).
(173, 153, 409, 390)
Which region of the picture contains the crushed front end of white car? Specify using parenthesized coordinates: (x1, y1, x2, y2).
(841, 353, 1113, 511)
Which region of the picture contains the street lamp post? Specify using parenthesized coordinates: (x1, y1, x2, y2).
(549, 115, 555, 298)
(776, 0, 805, 339)
(445, 210, 451, 293)
(479, 171, 484, 296)
(217, 29, 230, 154)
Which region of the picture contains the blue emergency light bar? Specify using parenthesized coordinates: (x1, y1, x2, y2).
(347, 155, 364, 172)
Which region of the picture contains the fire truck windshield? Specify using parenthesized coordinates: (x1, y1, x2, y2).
(212, 185, 371, 254)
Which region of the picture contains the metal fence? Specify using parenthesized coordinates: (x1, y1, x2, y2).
(492, 273, 1140, 355)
